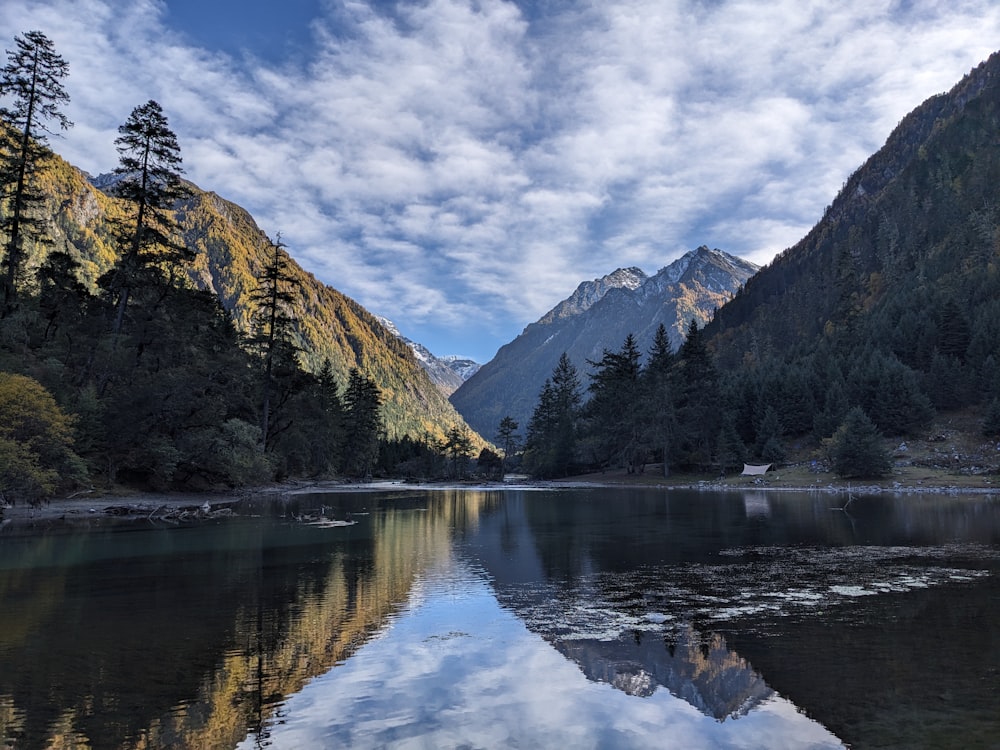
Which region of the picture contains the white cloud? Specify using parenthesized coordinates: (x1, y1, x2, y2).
(3, 0, 1000, 360)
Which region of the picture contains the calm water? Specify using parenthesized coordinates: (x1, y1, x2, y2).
(1, 488, 998, 749)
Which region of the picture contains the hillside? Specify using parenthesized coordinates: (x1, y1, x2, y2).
(450, 247, 757, 439)
(706, 51, 1000, 376)
(19, 156, 476, 442)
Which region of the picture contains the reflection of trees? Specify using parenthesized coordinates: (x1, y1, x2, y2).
(0, 491, 494, 749)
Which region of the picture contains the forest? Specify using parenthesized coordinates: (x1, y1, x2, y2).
(0, 31, 486, 502)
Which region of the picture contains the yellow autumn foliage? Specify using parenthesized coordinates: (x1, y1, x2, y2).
(0, 372, 84, 502)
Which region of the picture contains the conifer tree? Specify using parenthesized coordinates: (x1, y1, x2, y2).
(443, 424, 474, 478)
(584, 333, 643, 472)
(643, 322, 676, 477)
(0, 30, 71, 313)
(673, 319, 721, 469)
(106, 100, 190, 336)
(715, 415, 746, 475)
(250, 233, 298, 449)
(828, 406, 891, 478)
(341, 369, 383, 478)
(495, 415, 520, 478)
(524, 353, 581, 478)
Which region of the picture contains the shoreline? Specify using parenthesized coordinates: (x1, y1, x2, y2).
(2, 471, 998, 532)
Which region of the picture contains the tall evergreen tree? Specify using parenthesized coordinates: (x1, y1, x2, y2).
(584, 333, 643, 472)
(828, 406, 891, 478)
(495, 415, 520, 478)
(673, 319, 721, 469)
(443, 424, 474, 478)
(524, 353, 581, 478)
(341, 369, 382, 479)
(249, 233, 298, 449)
(106, 100, 190, 336)
(642, 323, 677, 477)
(0, 30, 71, 313)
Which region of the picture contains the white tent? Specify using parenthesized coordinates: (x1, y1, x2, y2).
(741, 463, 772, 476)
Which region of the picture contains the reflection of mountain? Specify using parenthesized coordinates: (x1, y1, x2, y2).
(556, 625, 773, 720)
(465, 491, 774, 720)
(463, 488, 1000, 733)
(0, 491, 495, 749)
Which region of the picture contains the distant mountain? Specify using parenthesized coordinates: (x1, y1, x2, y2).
(376, 317, 480, 396)
(17, 157, 477, 442)
(450, 247, 758, 438)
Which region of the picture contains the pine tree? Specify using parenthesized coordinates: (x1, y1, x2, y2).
(642, 323, 676, 477)
(106, 100, 190, 336)
(828, 406, 891, 478)
(584, 333, 643, 472)
(0, 30, 71, 313)
(673, 319, 721, 469)
(495, 415, 520, 478)
(249, 234, 298, 449)
(982, 398, 1000, 439)
(341, 369, 382, 479)
(715, 415, 746, 475)
(443, 424, 474, 478)
(524, 353, 581, 478)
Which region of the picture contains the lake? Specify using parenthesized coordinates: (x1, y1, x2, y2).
(1, 487, 998, 749)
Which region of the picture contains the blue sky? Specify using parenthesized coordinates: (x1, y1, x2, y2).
(3, 1, 1000, 363)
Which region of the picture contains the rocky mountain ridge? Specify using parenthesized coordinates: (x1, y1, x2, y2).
(449, 246, 758, 439)
(376, 316, 480, 396)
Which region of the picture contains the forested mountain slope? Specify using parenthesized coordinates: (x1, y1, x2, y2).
(18, 155, 474, 442)
(675, 50, 1000, 475)
(706, 51, 1000, 376)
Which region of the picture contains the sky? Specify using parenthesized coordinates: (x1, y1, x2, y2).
(3, 1, 1000, 363)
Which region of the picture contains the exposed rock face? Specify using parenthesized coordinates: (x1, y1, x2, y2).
(377, 317, 480, 396)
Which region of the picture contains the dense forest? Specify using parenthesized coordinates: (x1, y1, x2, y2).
(0, 31, 485, 502)
(520, 51, 1000, 480)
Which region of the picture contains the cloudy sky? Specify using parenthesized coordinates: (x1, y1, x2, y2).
(4, 1, 1000, 362)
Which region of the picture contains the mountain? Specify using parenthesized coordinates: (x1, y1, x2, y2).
(449, 247, 758, 439)
(376, 317, 480, 396)
(17, 156, 476, 443)
(703, 51, 1000, 384)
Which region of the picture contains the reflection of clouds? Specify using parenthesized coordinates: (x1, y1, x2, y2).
(244, 563, 842, 749)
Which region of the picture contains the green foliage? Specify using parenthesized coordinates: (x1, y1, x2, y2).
(715, 416, 746, 474)
(672, 320, 721, 470)
(828, 407, 892, 479)
(443, 424, 474, 478)
(581, 334, 643, 472)
(495, 415, 520, 477)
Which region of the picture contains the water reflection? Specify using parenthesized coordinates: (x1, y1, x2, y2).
(0, 488, 997, 748)
(0, 492, 487, 749)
